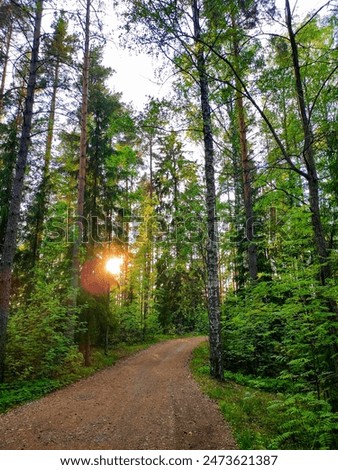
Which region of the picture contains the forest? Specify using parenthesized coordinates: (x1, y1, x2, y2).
(0, 0, 337, 450)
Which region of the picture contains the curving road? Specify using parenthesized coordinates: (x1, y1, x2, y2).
(0, 337, 237, 450)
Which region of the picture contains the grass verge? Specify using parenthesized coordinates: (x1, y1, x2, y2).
(0, 334, 183, 414)
(190, 342, 337, 450)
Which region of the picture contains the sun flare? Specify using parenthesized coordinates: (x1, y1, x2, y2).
(106, 256, 123, 276)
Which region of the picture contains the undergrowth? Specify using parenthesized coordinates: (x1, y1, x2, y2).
(190, 342, 338, 450)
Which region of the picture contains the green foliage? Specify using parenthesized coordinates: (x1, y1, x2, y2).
(0, 119, 19, 250)
(191, 342, 278, 449)
(0, 379, 64, 413)
(113, 301, 160, 343)
(5, 207, 82, 380)
(223, 263, 337, 402)
(1, 2, 337, 451)
(191, 343, 338, 450)
(156, 260, 208, 333)
(0, 335, 188, 414)
(6, 239, 81, 380)
(268, 393, 338, 450)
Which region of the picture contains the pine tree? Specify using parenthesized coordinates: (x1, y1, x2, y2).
(0, 0, 44, 382)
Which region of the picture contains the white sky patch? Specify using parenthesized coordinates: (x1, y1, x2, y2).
(276, 0, 330, 12)
(104, 47, 166, 109)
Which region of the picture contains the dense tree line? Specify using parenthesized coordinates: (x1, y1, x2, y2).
(0, 0, 337, 448)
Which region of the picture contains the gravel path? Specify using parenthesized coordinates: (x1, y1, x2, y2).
(0, 337, 237, 450)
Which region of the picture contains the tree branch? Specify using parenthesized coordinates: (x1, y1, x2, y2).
(295, 1, 332, 36)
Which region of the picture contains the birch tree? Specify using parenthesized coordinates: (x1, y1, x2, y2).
(123, 0, 224, 378)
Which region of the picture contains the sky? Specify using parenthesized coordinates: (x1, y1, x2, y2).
(103, 0, 333, 111)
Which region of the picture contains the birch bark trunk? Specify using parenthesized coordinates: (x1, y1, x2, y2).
(192, 0, 223, 379)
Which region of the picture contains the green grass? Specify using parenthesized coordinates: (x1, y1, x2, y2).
(190, 343, 278, 449)
(0, 334, 184, 414)
(190, 342, 338, 450)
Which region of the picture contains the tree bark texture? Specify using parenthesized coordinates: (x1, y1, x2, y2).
(192, 0, 223, 380)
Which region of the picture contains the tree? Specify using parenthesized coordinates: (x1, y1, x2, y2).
(71, 0, 91, 345)
(28, 12, 76, 266)
(0, 1, 13, 119)
(123, 0, 224, 379)
(0, 0, 44, 382)
(217, 0, 338, 410)
(198, 1, 337, 287)
(0, 87, 25, 255)
(284, 0, 334, 287)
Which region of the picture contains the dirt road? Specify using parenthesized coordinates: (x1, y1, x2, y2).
(0, 337, 237, 449)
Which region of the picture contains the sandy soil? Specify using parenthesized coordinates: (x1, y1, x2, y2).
(0, 337, 237, 450)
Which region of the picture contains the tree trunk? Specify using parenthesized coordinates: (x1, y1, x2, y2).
(231, 15, 258, 281)
(285, 0, 338, 387)
(285, 0, 331, 285)
(237, 91, 257, 280)
(0, 85, 25, 255)
(71, 0, 90, 349)
(142, 140, 155, 341)
(226, 98, 245, 289)
(0, 0, 44, 382)
(0, 21, 12, 119)
(71, 0, 90, 302)
(192, 0, 223, 380)
(31, 55, 60, 264)
(149, 137, 153, 199)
